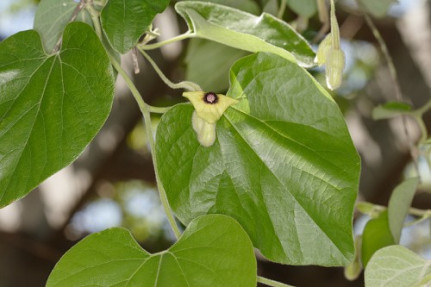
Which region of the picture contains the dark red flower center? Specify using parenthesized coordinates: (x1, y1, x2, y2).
(204, 92, 218, 104)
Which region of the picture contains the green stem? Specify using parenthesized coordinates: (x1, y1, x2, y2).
(257, 276, 296, 287)
(413, 114, 428, 143)
(362, 13, 400, 101)
(109, 55, 182, 240)
(414, 98, 431, 116)
(277, 0, 287, 19)
(148, 105, 172, 114)
(137, 48, 201, 91)
(139, 31, 193, 50)
(330, 0, 340, 49)
(404, 213, 431, 227)
(359, 5, 422, 173)
(357, 201, 430, 217)
(86, 2, 102, 38)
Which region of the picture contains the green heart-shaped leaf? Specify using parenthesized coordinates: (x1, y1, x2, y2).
(365, 245, 431, 287)
(47, 215, 257, 287)
(175, 1, 315, 67)
(156, 52, 360, 266)
(0, 22, 114, 207)
(101, 0, 170, 53)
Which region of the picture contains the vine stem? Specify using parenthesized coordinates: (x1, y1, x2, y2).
(87, 5, 181, 239)
(358, 201, 431, 218)
(138, 31, 193, 50)
(257, 276, 296, 287)
(86, 0, 182, 239)
(148, 105, 172, 114)
(137, 47, 201, 91)
(330, 0, 340, 49)
(86, 2, 102, 38)
(109, 56, 182, 239)
(358, 4, 421, 176)
(277, 0, 287, 19)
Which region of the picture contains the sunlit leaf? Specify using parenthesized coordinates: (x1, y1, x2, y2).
(156, 52, 360, 266)
(0, 22, 114, 207)
(47, 215, 257, 287)
(365, 245, 431, 287)
(175, 1, 315, 67)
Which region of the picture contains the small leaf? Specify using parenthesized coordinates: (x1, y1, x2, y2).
(372, 101, 412, 120)
(101, 0, 170, 53)
(388, 178, 419, 243)
(47, 215, 257, 287)
(361, 210, 395, 267)
(175, 1, 315, 67)
(156, 52, 360, 266)
(359, 0, 398, 18)
(0, 22, 114, 207)
(365, 245, 431, 287)
(34, 0, 92, 52)
(287, 0, 318, 18)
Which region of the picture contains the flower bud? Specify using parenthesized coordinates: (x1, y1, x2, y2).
(184, 91, 239, 147)
(326, 48, 345, 90)
(316, 33, 332, 66)
(191, 111, 217, 147)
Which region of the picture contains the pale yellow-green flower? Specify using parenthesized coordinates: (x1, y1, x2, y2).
(183, 91, 239, 147)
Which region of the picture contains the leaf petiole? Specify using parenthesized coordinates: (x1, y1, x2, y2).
(257, 276, 296, 287)
(137, 47, 201, 91)
(138, 31, 194, 50)
(109, 54, 182, 240)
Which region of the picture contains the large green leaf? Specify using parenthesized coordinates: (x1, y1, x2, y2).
(388, 178, 419, 243)
(361, 210, 395, 267)
(365, 245, 431, 287)
(0, 22, 114, 207)
(101, 0, 170, 53)
(34, 0, 93, 52)
(156, 53, 360, 265)
(47, 215, 257, 287)
(175, 1, 315, 67)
